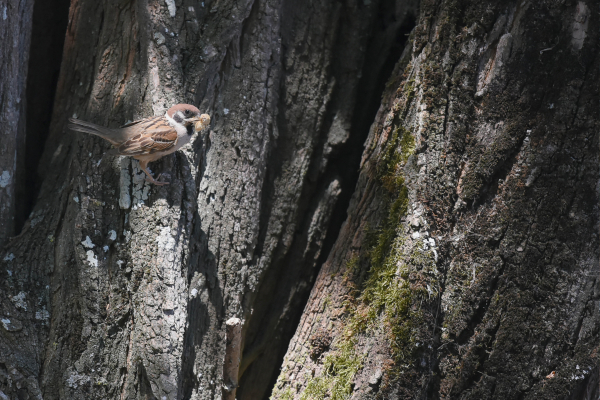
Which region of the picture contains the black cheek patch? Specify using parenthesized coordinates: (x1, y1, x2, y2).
(173, 113, 183, 123)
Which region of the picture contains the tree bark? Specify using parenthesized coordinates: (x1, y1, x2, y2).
(273, 1, 599, 399)
(0, 0, 416, 399)
(0, 0, 34, 248)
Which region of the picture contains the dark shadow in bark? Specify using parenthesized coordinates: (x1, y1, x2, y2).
(18, 0, 70, 232)
(180, 295, 211, 399)
(570, 366, 599, 400)
(137, 361, 159, 400)
(319, 7, 417, 271)
(236, 2, 417, 399)
(180, 150, 224, 399)
(180, 223, 223, 399)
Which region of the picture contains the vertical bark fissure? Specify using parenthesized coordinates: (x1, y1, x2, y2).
(236, 2, 418, 399)
(18, 0, 69, 234)
(0, 0, 35, 248)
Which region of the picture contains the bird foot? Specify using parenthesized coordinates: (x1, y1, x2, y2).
(146, 173, 170, 186)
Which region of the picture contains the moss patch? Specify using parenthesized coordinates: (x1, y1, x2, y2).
(300, 336, 363, 400)
(293, 125, 438, 399)
(371, 125, 415, 267)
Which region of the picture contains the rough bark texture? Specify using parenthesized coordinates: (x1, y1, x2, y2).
(0, 0, 416, 399)
(0, 0, 34, 248)
(273, 1, 599, 399)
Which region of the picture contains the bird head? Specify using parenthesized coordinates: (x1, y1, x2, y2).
(167, 104, 206, 127)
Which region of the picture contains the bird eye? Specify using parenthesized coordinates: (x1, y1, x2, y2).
(184, 110, 191, 116)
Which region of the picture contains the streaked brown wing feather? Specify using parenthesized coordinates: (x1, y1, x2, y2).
(116, 121, 178, 156)
(120, 116, 162, 129)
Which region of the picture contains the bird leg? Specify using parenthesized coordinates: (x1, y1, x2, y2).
(138, 160, 169, 186)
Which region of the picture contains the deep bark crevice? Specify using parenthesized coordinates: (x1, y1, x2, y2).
(18, 0, 70, 234)
(318, 9, 417, 269)
(236, 2, 417, 399)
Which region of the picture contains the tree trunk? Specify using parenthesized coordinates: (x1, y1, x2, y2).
(0, 0, 417, 399)
(273, 1, 599, 399)
(0, 0, 34, 248)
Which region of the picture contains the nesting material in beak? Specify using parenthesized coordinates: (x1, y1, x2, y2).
(195, 114, 211, 132)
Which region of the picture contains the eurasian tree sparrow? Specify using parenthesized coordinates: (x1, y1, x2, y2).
(68, 104, 210, 185)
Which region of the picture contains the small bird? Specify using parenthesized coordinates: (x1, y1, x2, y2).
(68, 104, 210, 185)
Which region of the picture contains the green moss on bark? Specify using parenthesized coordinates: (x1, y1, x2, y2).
(292, 125, 440, 399)
(300, 337, 363, 400)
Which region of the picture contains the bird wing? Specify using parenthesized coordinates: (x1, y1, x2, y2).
(116, 118, 178, 156)
(120, 115, 166, 130)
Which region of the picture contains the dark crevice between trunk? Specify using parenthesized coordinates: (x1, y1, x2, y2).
(180, 213, 224, 399)
(320, 9, 417, 267)
(237, 2, 417, 399)
(16, 0, 70, 233)
(137, 361, 159, 400)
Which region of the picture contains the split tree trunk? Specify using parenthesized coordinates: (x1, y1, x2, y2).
(273, 1, 599, 399)
(0, 0, 417, 399)
(2, 0, 598, 399)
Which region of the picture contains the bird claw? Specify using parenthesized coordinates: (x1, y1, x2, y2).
(145, 173, 170, 186)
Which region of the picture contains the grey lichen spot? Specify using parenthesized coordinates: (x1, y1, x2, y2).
(66, 372, 91, 389)
(154, 31, 166, 45)
(1, 318, 22, 332)
(51, 143, 63, 163)
(476, 33, 513, 97)
(165, 0, 176, 17)
(368, 369, 382, 385)
(35, 307, 50, 322)
(131, 165, 150, 208)
(327, 115, 350, 147)
(3, 253, 14, 261)
(571, 2, 589, 50)
(0, 170, 11, 188)
(156, 227, 176, 255)
(525, 167, 540, 187)
(119, 157, 131, 209)
(475, 121, 505, 147)
(305, 179, 341, 251)
(1, 319, 10, 330)
(30, 211, 44, 227)
(108, 230, 117, 241)
(86, 250, 99, 267)
(11, 292, 27, 310)
(81, 236, 95, 248)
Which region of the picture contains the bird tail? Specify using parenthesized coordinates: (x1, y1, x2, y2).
(68, 118, 124, 145)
